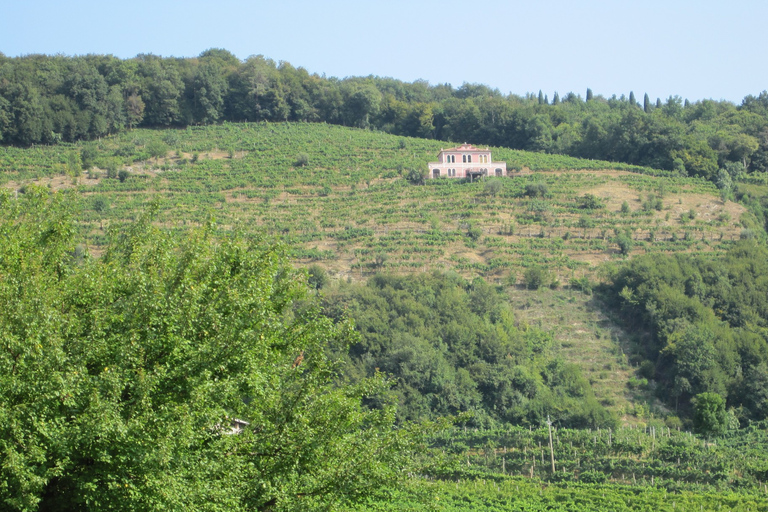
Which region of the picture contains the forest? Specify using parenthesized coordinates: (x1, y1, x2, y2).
(1, 49, 768, 183)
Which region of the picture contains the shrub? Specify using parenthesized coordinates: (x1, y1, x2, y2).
(524, 182, 548, 198)
(294, 153, 309, 167)
(615, 234, 633, 255)
(579, 193, 604, 209)
(523, 266, 549, 290)
(306, 264, 329, 290)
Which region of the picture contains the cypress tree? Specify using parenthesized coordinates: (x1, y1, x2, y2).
(552, 92, 560, 105)
(544, 94, 549, 104)
(656, 98, 662, 108)
(643, 93, 651, 113)
(586, 88, 593, 101)
(629, 91, 637, 106)
(538, 90, 544, 105)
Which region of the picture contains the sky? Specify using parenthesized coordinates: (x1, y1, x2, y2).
(1, 0, 766, 104)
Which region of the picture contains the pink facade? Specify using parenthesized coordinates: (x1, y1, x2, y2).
(427, 143, 507, 179)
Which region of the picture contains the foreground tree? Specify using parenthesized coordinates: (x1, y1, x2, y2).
(0, 189, 416, 511)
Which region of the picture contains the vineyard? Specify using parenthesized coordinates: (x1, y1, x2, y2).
(354, 423, 768, 511)
(0, 122, 748, 284)
(3, 122, 768, 510)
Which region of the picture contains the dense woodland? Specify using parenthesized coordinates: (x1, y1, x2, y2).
(2, 50, 768, 182)
(606, 241, 768, 429)
(320, 272, 614, 429)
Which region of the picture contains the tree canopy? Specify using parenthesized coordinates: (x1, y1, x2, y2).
(0, 189, 416, 511)
(1, 51, 768, 183)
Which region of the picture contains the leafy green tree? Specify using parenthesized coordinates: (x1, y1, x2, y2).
(523, 266, 550, 290)
(146, 139, 168, 161)
(524, 182, 548, 198)
(125, 93, 145, 129)
(0, 191, 416, 511)
(615, 234, 633, 255)
(692, 392, 728, 437)
(192, 61, 228, 124)
(306, 263, 329, 290)
(578, 193, 604, 209)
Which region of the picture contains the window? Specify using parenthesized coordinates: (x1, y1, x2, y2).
(433, 169, 440, 178)
(467, 155, 472, 163)
(495, 168, 502, 176)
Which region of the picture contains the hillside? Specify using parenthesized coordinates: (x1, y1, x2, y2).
(1, 122, 747, 284)
(1, 122, 754, 419)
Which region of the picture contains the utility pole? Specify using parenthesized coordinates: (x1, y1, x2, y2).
(546, 415, 556, 474)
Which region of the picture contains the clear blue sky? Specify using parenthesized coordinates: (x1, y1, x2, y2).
(1, 0, 765, 103)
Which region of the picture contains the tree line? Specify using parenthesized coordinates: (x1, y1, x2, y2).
(2, 50, 768, 182)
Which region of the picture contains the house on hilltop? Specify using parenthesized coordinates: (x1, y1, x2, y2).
(427, 143, 507, 180)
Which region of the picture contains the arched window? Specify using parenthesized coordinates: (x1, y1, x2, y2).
(467, 155, 472, 163)
(495, 168, 502, 176)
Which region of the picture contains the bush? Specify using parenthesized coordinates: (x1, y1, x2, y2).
(579, 470, 607, 484)
(405, 168, 425, 185)
(615, 234, 633, 255)
(294, 152, 309, 167)
(483, 179, 502, 197)
(579, 193, 604, 209)
(620, 200, 630, 214)
(523, 266, 550, 290)
(306, 264, 329, 290)
(524, 182, 548, 198)
(466, 225, 483, 241)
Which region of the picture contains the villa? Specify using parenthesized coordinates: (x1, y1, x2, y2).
(427, 143, 507, 180)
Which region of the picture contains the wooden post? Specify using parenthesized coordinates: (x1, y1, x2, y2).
(547, 415, 556, 474)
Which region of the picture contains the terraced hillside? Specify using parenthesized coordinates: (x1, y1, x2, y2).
(1, 122, 751, 415)
(1, 122, 747, 284)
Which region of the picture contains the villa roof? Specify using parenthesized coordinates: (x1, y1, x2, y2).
(439, 143, 489, 153)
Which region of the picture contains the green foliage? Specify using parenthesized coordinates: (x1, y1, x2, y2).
(2, 52, 765, 183)
(523, 266, 550, 290)
(615, 234, 633, 255)
(0, 192, 417, 511)
(608, 242, 768, 421)
(578, 193, 604, 209)
(692, 392, 728, 437)
(620, 200, 630, 214)
(405, 167, 425, 185)
(294, 152, 309, 167)
(146, 139, 168, 161)
(524, 182, 548, 198)
(321, 272, 614, 428)
(306, 263, 329, 289)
